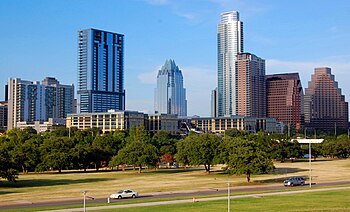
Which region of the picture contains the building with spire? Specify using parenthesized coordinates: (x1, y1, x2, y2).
(304, 67, 348, 130)
(154, 59, 187, 116)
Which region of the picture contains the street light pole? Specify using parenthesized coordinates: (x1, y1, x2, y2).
(227, 182, 230, 212)
(82, 190, 87, 212)
(309, 140, 312, 188)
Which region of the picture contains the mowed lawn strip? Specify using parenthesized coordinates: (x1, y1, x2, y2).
(94, 188, 350, 212)
(1, 159, 350, 203)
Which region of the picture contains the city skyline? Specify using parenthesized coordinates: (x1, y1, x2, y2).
(1, 0, 350, 116)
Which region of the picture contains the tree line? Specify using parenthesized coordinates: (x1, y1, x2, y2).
(1, 127, 350, 182)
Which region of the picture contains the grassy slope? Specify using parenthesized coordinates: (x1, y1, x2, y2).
(1, 159, 350, 203)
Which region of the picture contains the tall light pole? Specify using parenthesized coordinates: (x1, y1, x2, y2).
(82, 190, 87, 212)
(305, 127, 312, 188)
(309, 139, 312, 188)
(227, 182, 230, 212)
(81, 190, 94, 212)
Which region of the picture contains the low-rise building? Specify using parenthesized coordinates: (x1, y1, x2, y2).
(66, 110, 146, 133)
(16, 118, 66, 133)
(146, 113, 178, 135)
(66, 110, 179, 134)
(191, 116, 277, 133)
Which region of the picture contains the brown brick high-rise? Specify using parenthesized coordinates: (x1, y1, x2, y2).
(266, 73, 304, 131)
(304, 67, 348, 130)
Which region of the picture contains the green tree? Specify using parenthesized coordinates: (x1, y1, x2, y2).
(114, 126, 157, 173)
(190, 133, 221, 173)
(272, 140, 302, 162)
(116, 141, 158, 173)
(175, 134, 198, 168)
(0, 141, 19, 181)
(175, 133, 221, 173)
(70, 143, 92, 171)
(151, 130, 177, 167)
(11, 136, 42, 173)
(39, 137, 75, 173)
(90, 134, 121, 171)
(224, 128, 248, 137)
(221, 137, 274, 182)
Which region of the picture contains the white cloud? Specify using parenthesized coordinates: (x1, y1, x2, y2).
(137, 66, 160, 84)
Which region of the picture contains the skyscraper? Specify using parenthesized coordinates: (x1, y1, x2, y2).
(236, 53, 266, 117)
(304, 67, 348, 130)
(217, 11, 243, 116)
(7, 78, 74, 129)
(77, 28, 125, 113)
(266, 73, 304, 131)
(154, 59, 187, 116)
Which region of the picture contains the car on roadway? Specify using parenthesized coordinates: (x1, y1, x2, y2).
(284, 177, 305, 187)
(110, 189, 139, 199)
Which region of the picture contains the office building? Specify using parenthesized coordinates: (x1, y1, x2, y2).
(304, 67, 348, 130)
(7, 78, 74, 129)
(217, 11, 243, 116)
(66, 110, 179, 134)
(266, 73, 304, 131)
(236, 53, 265, 117)
(77, 28, 125, 113)
(154, 59, 187, 116)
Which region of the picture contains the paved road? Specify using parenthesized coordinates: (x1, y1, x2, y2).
(1, 181, 349, 211)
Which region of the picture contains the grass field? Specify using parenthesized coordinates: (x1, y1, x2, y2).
(1, 158, 350, 204)
(97, 188, 350, 212)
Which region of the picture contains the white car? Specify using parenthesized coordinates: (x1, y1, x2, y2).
(110, 189, 139, 199)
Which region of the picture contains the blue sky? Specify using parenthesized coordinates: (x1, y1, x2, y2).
(1, 0, 350, 116)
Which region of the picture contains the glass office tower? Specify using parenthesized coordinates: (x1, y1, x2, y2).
(77, 28, 125, 113)
(154, 59, 187, 116)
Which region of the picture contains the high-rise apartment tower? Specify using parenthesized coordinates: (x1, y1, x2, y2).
(217, 11, 243, 116)
(77, 28, 125, 113)
(154, 59, 187, 116)
(7, 78, 74, 129)
(236, 53, 266, 117)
